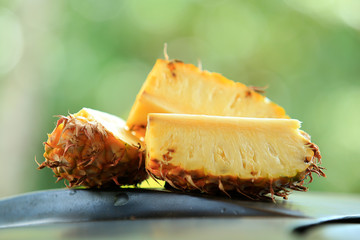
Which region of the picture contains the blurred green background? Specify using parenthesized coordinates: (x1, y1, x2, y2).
(0, 0, 359, 198)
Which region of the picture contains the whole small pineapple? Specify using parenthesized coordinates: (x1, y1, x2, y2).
(38, 108, 147, 188)
(145, 113, 325, 200)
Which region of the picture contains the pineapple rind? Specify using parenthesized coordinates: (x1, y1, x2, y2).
(39, 108, 147, 188)
(147, 151, 324, 200)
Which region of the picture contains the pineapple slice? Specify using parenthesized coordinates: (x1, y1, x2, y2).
(127, 59, 288, 137)
(38, 108, 147, 188)
(145, 113, 325, 200)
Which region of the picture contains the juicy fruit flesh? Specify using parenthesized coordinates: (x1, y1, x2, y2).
(147, 114, 313, 178)
(127, 59, 288, 137)
(39, 108, 147, 188)
(145, 113, 324, 199)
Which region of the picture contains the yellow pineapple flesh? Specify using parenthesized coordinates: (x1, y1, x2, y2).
(127, 59, 288, 137)
(39, 108, 147, 188)
(145, 113, 325, 200)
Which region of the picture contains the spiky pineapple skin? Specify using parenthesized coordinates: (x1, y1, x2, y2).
(146, 140, 324, 200)
(40, 113, 147, 188)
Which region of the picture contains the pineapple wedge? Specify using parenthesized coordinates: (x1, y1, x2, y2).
(127, 59, 288, 137)
(145, 113, 325, 200)
(39, 108, 147, 188)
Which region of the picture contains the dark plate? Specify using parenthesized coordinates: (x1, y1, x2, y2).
(1, 189, 360, 240)
(0, 188, 304, 228)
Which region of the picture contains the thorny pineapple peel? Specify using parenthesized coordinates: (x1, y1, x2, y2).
(38, 108, 147, 188)
(127, 59, 288, 137)
(145, 113, 325, 200)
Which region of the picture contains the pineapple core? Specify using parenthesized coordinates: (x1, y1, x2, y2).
(127, 59, 288, 137)
(146, 113, 324, 199)
(40, 108, 147, 188)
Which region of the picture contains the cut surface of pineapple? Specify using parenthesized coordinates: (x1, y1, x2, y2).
(39, 108, 147, 188)
(145, 113, 324, 200)
(127, 59, 288, 137)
